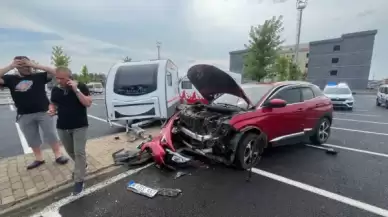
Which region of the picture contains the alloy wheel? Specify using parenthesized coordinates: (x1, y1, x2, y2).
(318, 120, 330, 142)
(243, 140, 259, 166)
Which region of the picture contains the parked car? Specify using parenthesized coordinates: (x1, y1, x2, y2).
(139, 64, 333, 169)
(87, 82, 104, 94)
(376, 84, 388, 108)
(323, 83, 355, 111)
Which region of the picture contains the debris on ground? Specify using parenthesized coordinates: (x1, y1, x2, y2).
(127, 181, 159, 198)
(174, 171, 190, 179)
(157, 188, 182, 197)
(305, 144, 338, 155)
(112, 149, 152, 167)
(114, 136, 120, 140)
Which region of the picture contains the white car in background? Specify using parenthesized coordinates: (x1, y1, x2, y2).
(376, 84, 388, 109)
(87, 82, 104, 94)
(323, 83, 355, 111)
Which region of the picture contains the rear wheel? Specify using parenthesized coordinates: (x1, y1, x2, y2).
(235, 132, 266, 170)
(309, 117, 331, 145)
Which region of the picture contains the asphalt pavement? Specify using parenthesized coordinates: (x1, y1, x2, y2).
(27, 94, 388, 217)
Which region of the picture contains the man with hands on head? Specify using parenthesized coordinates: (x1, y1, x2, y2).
(48, 67, 92, 195)
(0, 56, 69, 170)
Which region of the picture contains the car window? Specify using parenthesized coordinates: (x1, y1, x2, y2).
(301, 87, 314, 101)
(310, 85, 324, 97)
(271, 88, 302, 104)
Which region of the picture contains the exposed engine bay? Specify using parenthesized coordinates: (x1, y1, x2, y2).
(171, 103, 244, 163)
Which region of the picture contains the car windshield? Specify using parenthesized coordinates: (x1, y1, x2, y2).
(213, 85, 273, 106)
(324, 87, 351, 95)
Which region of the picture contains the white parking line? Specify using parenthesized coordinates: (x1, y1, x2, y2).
(323, 144, 388, 158)
(333, 118, 388, 125)
(15, 123, 32, 154)
(334, 112, 379, 117)
(252, 168, 388, 217)
(30, 163, 153, 217)
(332, 127, 388, 136)
(87, 114, 125, 127)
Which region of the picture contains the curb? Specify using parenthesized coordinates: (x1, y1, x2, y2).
(0, 163, 120, 217)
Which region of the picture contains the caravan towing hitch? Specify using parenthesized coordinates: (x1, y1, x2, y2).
(126, 120, 154, 142)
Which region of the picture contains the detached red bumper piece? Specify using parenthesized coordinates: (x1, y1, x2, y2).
(139, 113, 179, 166)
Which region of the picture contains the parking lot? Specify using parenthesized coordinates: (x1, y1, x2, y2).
(28, 94, 388, 217)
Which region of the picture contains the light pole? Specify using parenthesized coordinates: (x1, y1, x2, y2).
(294, 0, 308, 64)
(156, 41, 162, 60)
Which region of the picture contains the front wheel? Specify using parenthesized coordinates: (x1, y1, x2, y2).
(376, 99, 381, 106)
(235, 133, 266, 170)
(310, 117, 331, 145)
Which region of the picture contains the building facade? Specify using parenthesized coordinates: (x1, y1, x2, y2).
(306, 30, 377, 89)
(229, 44, 309, 82)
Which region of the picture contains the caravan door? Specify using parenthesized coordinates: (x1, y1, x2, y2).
(105, 61, 162, 122)
(164, 60, 180, 118)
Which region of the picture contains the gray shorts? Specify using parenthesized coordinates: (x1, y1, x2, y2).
(17, 112, 59, 148)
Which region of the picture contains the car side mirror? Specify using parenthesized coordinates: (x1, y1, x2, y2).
(264, 98, 287, 108)
(237, 100, 249, 109)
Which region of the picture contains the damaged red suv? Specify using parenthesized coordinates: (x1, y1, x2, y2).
(141, 64, 333, 169)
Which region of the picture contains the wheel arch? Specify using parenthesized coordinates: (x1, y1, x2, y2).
(239, 126, 269, 148)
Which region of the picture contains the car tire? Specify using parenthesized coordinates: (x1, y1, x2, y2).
(348, 107, 353, 111)
(309, 117, 331, 145)
(376, 99, 381, 106)
(235, 132, 266, 170)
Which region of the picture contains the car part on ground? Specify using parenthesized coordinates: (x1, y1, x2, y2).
(305, 144, 338, 155)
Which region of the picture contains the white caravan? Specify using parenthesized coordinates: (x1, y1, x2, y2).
(105, 59, 180, 126)
(179, 70, 242, 101)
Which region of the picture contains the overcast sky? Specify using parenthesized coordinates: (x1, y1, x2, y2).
(0, 0, 387, 79)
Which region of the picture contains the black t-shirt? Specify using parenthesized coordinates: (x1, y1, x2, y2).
(2, 72, 51, 114)
(51, 83, 90, 130)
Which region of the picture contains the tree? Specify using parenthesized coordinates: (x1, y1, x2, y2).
(51, 46, 71, 67)
(123, 56, 132, 62)
(78, 65, 91, 84)
(243, 16, 284, 81)
(288, 61, 302, 80)
(273, 56, 289, 81)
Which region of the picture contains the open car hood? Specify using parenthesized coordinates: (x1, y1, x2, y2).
(187, 64, 252, 106)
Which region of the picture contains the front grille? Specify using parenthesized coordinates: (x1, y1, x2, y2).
(331, 98, 346, 102)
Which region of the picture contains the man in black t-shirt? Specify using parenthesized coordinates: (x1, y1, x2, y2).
(0, 56, 69, 170)
(49, 66, 92, 195)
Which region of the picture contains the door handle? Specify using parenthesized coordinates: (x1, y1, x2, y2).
(296, 108, 304, 112)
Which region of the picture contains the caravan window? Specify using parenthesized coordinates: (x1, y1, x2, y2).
(114, 64, 158, 96)
(181, 81, 192, 89)
(166, 72, 172, 86)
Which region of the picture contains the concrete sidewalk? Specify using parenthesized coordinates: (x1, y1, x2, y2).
(0, 127, 160, 212)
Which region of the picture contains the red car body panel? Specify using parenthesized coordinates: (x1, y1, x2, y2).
(140, 113, 179, 164)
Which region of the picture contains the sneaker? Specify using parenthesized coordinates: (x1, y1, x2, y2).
(72, 181, 84, 195)
(26, 160, 45, 170)
(55, 156, 69, 165)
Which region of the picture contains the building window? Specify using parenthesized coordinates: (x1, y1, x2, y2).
(291, 54, 295, 59)
(330, 70, 338, 76)
(332, 58, 339, 64)
(305, 63, 308, 68)
(306, 53, 309, 58)
(333, 45, 340, 51)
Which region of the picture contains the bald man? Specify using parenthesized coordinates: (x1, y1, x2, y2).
(49, 66, 92, 195)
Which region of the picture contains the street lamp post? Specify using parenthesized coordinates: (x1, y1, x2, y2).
(294, 0, 308, 64)
(156, 41, 162, 60)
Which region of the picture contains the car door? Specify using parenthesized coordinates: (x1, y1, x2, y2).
(263, 86, 305, 142)
(300, 86, 317, 130)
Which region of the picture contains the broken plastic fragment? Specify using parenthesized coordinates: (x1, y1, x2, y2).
(157, 188, 182, 197)
(174, 171, 189, 179)
(171, 154, 191, 163)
